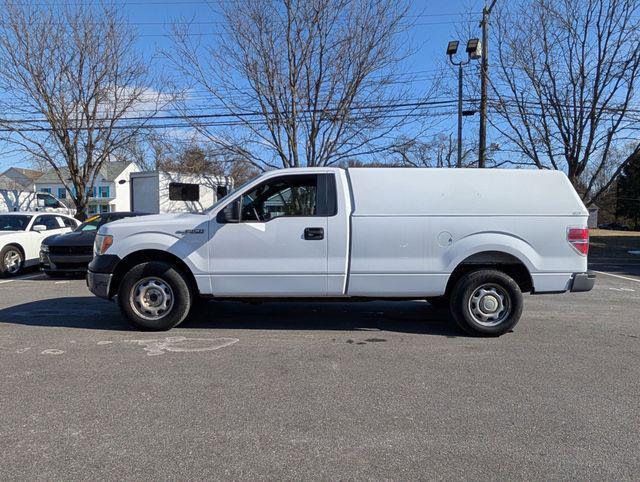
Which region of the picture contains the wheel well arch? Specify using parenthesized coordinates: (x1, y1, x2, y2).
(2, 243, 25, 259)
(444, 251, 533, 295)
(110, 249, 199, 298)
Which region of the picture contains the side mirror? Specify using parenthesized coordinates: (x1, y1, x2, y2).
(32, 224, 47, 232)
(216, 200, 240, 224)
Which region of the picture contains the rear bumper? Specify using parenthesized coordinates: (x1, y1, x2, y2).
(570, 271, 596, 292)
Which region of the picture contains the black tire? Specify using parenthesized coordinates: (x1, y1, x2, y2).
(426, 296, 449, 308)
(117, 261, 192, 330)
(0, 245, 23, 277)
(450, 269, 523, 337)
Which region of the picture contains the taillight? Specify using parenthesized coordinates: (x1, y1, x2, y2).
(567, 228, 589, 256)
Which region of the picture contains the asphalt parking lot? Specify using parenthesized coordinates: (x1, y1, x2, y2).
(1, 264, 639, 480)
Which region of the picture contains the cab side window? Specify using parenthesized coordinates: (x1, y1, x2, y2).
(32, 215, 61, 230)
(58, 216, 77, 228)
(241, 175, 317, 222)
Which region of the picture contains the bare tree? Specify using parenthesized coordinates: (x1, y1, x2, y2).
(113, 131, 175, 172)
(0, 1, 165, 219)
(392, 134, 473, 168)
(390, 133, 504, 168)
(159, 141, 260, 183)
(491, 0, 640, 204)
(168, 0, 431, 170)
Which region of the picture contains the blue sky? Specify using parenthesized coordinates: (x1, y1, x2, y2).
(0, 0, 487, 172)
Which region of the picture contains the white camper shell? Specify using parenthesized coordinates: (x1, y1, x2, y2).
(87, 167, 594, 336)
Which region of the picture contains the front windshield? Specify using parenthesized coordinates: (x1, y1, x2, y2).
(206, 177, 258, 213)
(0, 215, 32, 231)
(76, 214, 108, 232)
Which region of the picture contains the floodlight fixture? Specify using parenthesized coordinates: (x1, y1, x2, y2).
(446, 40, 459, 56)
(466, 38, 482, 60)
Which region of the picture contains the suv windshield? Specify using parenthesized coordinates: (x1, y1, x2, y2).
(0, 215, 32, 231)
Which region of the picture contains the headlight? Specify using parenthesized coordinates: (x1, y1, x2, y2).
(40, 244, 49, 253)
(94, 234, 113, 255)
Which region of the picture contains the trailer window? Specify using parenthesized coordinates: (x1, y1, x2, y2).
(169, 183, 199, 202)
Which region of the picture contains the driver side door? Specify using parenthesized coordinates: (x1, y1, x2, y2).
(27, 214, 68, 260)
(209, 173, 333, 296)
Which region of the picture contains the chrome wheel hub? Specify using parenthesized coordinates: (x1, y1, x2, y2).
(4, 250, 21, 274)
(468, 284, 511, 327)
(130, 277, 174, 321)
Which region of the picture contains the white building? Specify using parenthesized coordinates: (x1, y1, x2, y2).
(34, 162, 234, 215)
(130, 171, 233, 214)
(34, 161, 140, 215)
(0, 167, 44, 212)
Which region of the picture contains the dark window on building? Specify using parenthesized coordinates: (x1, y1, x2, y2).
(169, 183, 200, 202)
(216, 185, 228, 199)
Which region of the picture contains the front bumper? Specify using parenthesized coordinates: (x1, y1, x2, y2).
(87, 270, 113, 299)
(86, 254, 121, 299)
(570, 271, 596, 292)
(40, 251, 92, 272)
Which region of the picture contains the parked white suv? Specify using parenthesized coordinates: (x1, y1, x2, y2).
(0, 212, 79, 276)
(87, 168, 594, 336)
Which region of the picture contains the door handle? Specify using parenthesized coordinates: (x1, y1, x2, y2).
(304, 227, 324, 240)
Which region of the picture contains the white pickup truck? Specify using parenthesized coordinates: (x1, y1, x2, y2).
(87, 167, 594, 336)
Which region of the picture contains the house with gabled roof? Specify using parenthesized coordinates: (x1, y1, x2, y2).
(34, 161, 140, 215)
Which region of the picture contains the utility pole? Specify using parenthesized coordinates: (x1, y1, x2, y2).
(457, 64, 463, 167)
(478, 0, 497, 168)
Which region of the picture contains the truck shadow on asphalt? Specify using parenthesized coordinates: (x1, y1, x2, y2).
(0, 297, 464, 337)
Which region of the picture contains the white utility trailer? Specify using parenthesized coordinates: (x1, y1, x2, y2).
(130, 171, 233, 214)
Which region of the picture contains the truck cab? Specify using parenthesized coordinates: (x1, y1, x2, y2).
(87, 167, 594, 336)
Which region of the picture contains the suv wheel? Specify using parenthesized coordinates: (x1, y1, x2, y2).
(118, 261, 192, 330)
(450, 269, 523, 336)
(1, 246, 23, 276)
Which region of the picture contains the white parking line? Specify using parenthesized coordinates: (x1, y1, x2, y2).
(593, 271, 640, 283)
(0, 273, 46, 284)
(16, 273, 45, 280)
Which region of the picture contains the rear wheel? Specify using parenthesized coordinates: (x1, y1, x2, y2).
(450, 269, 523, 337)
(118, 261, 192, 330)
(1, 246, 23, 276)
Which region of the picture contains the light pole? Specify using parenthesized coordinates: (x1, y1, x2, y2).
(447, 39, 481, 168)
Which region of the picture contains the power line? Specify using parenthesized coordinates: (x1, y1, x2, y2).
(0, 98, 468, 131)
(0, 109, 458, 133)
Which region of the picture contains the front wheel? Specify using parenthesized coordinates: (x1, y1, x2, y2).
(1, 246, 23, 277)
(118, 261, 192, 330)
(450, 269, 523, 337)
